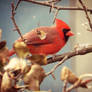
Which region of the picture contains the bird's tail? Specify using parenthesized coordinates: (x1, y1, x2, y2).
(8, 48, 15, 56)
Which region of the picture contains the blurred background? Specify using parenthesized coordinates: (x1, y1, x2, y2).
(0, 0, 92, 92)
(70, 0, 92, 92)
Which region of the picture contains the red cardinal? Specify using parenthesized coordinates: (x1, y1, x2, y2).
(9, 19, 74, 56)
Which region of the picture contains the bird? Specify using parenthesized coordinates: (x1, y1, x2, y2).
(9, 18, 74, 57)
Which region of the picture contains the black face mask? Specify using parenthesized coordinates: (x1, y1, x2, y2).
(63, 28, 70, 42)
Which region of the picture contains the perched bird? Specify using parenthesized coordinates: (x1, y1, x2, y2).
(9, 19, 74, 56)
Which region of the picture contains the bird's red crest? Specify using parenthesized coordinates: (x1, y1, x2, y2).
(55, 18, 70, 30)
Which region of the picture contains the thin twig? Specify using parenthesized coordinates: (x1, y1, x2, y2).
(46, 56, 68, 76)
(51, 73, 56, 80)
(21, 0, 92, 12)
(11, 2, 25, 42)
(63, 80, 67, 92)
(15, 0, 22, 10)
(47, 0, 61, 4)
(53, 9, 59, 23)
(79, 0, 92, 31)
(49, 2, 55, 14)
(49, 0, 60, 13)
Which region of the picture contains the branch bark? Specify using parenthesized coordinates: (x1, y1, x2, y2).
(21, 0, 92, 13)
(47, 45, 92, 64)
(11, 2, 25, 42)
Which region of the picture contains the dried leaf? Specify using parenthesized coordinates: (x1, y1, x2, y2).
(1, 72, 17, 92)
(4, 57, 29, 73)
(61, 66, 79, 84)
(28, 55, 47, 65)
(14, 41, 30, 58)
(0, 41, 9, 65)
(37, 30, 47, 40)
(0, 40, 6, 50)
(8, 69, 21, 79)
(23, 64, 46, 91)
(0, 73, 2, 91)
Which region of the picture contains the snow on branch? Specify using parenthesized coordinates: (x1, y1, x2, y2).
(47, 44, 92, 64)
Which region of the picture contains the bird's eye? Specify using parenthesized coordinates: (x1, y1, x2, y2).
(62, 28, 70, 35)
(62, 28, 70, 33)
(62, 28, 70, 42)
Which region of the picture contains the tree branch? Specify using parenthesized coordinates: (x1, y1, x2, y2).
(21, 0, 92, 13)
(53, 9, 59, 23)
(11, 2, 25, 42)
(47, 45, 92, 64)
(15, 0, 22, 10)
(79, 0, 92, 31)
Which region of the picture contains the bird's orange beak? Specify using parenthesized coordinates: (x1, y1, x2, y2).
(66, 31, 74, 36)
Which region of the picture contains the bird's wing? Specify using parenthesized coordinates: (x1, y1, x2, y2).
(20, 26, 59, 46)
